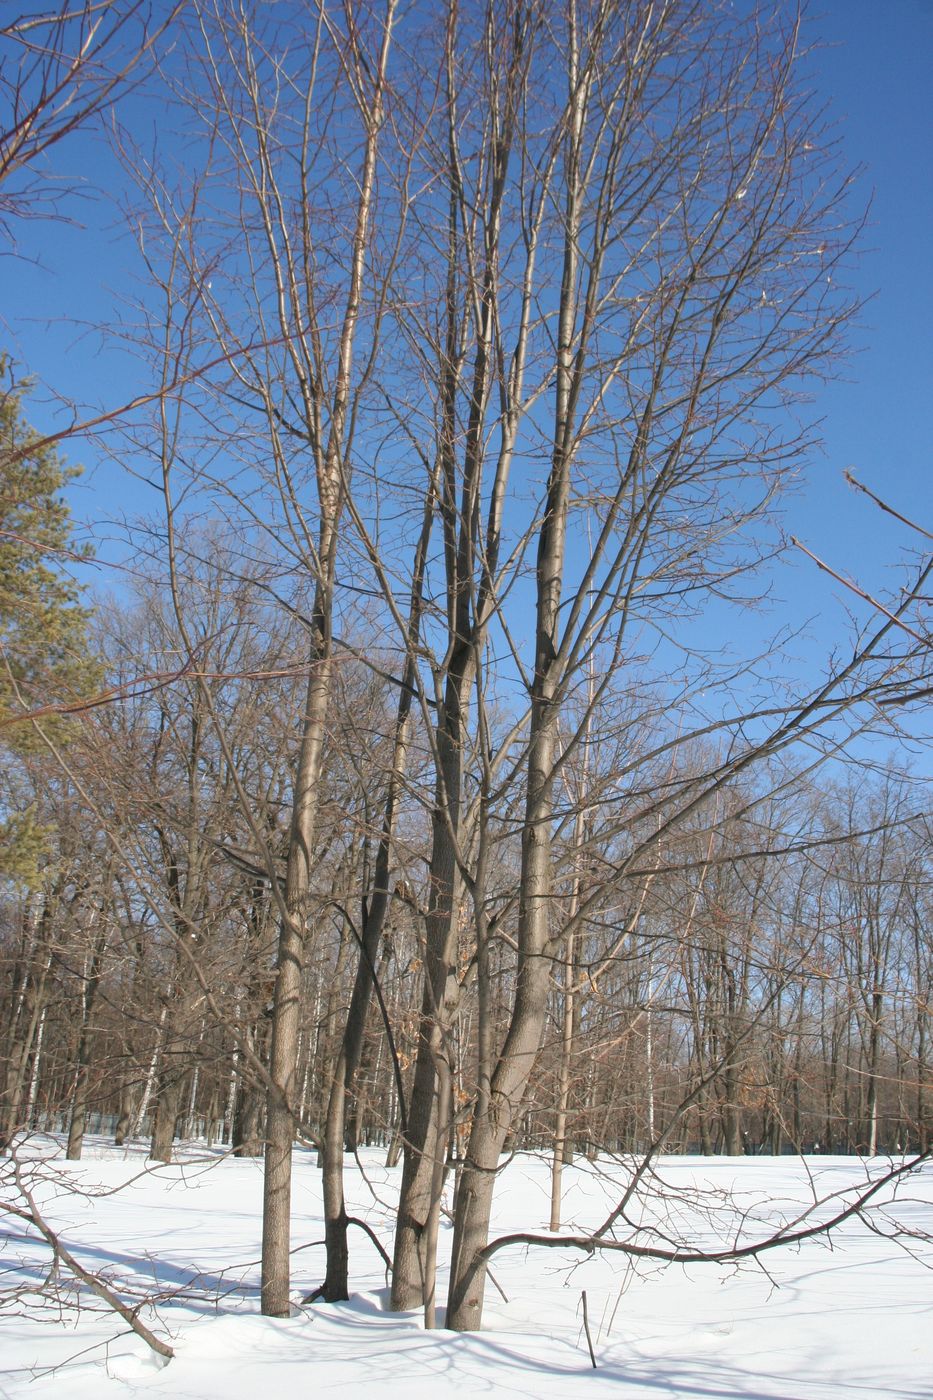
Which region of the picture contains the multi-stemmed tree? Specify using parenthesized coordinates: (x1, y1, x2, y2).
(3, 0, 931, 1355)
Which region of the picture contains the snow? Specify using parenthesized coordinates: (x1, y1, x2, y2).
(2, 1140, 931, 1399)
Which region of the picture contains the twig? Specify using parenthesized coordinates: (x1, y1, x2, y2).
(844, 471, 933, 542)
(789, 537, 928, 645)
(487, 1265, 509, 1304)
(581, 1290, 597, 1368)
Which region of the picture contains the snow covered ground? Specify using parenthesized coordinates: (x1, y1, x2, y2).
(1, 1139, 930, 1399)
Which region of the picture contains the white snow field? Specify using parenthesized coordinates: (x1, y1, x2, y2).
(1, 1140, 930, 1400)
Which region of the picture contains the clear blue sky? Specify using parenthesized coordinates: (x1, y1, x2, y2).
(790, 0, 932, 592)
(2, 0, 931, 656)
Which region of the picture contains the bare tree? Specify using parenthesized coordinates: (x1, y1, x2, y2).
(367, 0, 926, 1331)
(122, 0, 406, 1314)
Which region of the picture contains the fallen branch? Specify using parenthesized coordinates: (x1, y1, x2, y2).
(3, 1157, 174, 1364)
(477, 1152, 931, 1274)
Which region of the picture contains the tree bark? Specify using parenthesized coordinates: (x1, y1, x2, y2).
(66, 912, 108, 1160)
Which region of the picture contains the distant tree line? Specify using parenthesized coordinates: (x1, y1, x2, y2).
(2, 570, 929, 1171)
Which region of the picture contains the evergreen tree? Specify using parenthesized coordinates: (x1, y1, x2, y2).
(0, 363, 98, 882)
(0, 364, 95, 734)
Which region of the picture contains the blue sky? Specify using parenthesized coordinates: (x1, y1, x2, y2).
(788, 0, 932, 591)
(2, 0, 930, 668)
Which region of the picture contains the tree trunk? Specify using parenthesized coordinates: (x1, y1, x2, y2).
(232, 1027, 265, 1157)
(320, 626, 421, 1299)
(261, 645, 332, 1316)
(66, 916, 108, 1160)
(447, 950, 554, 1330)
(149, 1063, 182, 1163)
(258, 2, 395, 1314)
(0, 895, 55, 1154)
(391, 622, 474, 1311)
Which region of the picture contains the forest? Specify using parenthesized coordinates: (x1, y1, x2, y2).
(1, 0, 930, 1353)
